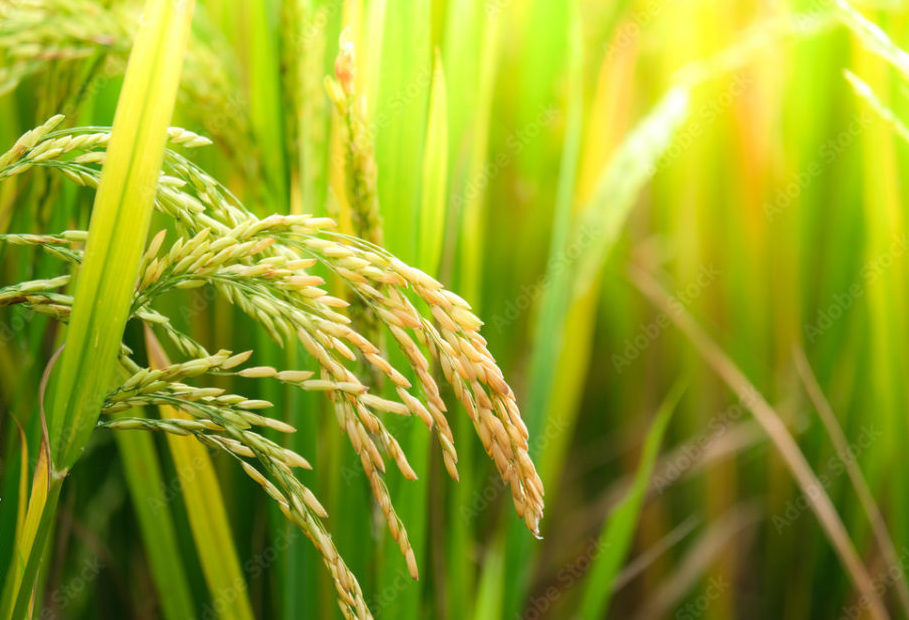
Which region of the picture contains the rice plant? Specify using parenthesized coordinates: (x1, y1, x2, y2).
(4, 0, 909, 618)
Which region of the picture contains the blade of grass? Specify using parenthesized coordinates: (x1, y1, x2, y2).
(373, 2, 433, 615)
(628, 262, 888, 620)
(243, 0, 287, 207)
(47, 0, 195, 469)
(374, 0, 430, 264)
(441, 3, 491, 615)
(473, 537, 505, 620)
(1, 348, 60, 620)
(1, 426, 46, 620)
(145, 327, 254, 620)
(14, 423, 28, 556)
(499, 8, 590, 613)
(109, 410, 196, 620)
(417, 48, 449, 617)
(455, 7, 498, 303)
(441, 0, 481, 181)
(0, 434, 60, 620)
(363, 0, 386, 122)
(794, 346, 909, 616)
(854, 38, 909, 573)
(577, 381, 683, 620)
(7, 0, 196, 616)
(514, 0, 570, 180)
(417, 51, 448, 278)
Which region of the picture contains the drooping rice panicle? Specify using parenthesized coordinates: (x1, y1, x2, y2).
(0, 116, 545, 615)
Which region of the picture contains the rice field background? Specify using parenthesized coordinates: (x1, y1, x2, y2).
(2, 0, 909, 618)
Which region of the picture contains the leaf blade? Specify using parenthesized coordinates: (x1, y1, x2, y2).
(578, 382, 684, 620)
(145, 327, 254, 620)
(48, 0, 196, 470)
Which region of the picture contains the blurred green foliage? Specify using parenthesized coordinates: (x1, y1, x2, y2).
(3, 0, 909, 618)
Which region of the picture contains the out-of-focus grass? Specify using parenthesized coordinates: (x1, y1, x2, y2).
(4, 0, 909, 618)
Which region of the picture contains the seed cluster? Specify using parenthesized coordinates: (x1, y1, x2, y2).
(0, 118, 544, 619)
(326, 29, 383, 247)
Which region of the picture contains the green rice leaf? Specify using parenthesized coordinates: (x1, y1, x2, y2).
(577, 382, 683, 620)
(25, 2, 197, 617)
(111, 411, 197, 620)
(417, 51, 448, 276)
(374, 0, 431, 262)
(47, 0, 196, 470)
(146, 328, 253, 620)
(0, 433, 54, 620)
